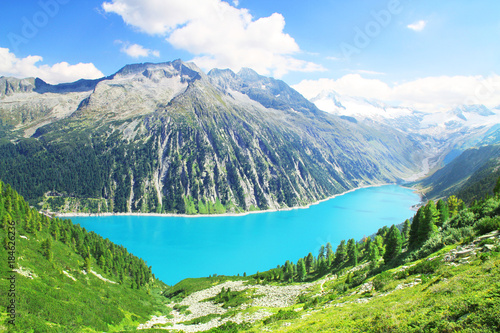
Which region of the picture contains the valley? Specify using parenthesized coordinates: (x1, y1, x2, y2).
(1, 61, 500, 332)
(1, 1, 499, 332)
(1, 38, 500, 333)
(68, 185, 420, 285)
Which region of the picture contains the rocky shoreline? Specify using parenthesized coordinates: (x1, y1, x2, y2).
(54, 184, 409, 219)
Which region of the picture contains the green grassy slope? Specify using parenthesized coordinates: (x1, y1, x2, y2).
(255, 238, 500, 332)
(156, 181, 500, 333)
(0, 181, 171, 332)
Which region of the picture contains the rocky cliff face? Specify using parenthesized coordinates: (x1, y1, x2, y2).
(0, 60, 426, 214)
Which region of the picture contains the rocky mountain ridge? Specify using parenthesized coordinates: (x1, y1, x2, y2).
(0, 60, 426, 214)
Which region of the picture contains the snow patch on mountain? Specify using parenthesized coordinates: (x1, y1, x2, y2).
(307, 88, 500, 167)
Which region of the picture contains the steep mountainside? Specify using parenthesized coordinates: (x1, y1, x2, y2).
(0, 181, 169, 332)
(415, 144, 500, 201)
(0, 60, 426, 214)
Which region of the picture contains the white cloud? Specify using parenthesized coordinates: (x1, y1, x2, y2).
(117, 41, 160, 58)
(293, 74, 500, 113)
(326, 56, 341, 61)
(233, 0, 239, 6)
(0, 47, 104, 84)
(102, 0, 324, 77)
(407, 20, 427, 32)
(293, 75, 392, 101)
(349, 69, 385, 76)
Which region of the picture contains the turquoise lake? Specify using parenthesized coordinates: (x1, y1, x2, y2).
(68, 185, 420, 285)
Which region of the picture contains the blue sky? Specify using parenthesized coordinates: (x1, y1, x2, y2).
(1, 0, 499, 109)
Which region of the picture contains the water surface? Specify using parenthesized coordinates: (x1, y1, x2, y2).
(69, 185, 419, 285)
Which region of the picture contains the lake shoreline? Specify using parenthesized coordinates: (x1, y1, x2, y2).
(56, 183, 422, 219)
(64, 184, 422, 285)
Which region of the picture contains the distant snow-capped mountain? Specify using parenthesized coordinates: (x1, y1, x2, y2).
(308, 88, 500, 168)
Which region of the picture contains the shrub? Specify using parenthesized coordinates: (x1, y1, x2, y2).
(303, 297, 320, 310)
(373, 271, 392, 292)
(180, 314, 221, 325)
(207, 288, 251, 309)
(475, 216, 500, 235)
(349, 272, 367, 288)
(442, 227, 474, 245)
(173, 304, 190, 314)
(297, 294, 309, 304)
(407, 259, 440, 275)
(479, 198, 500, 217)
(479, 238, 495, 246)
(263, 310, 300, 325)
(413, 234, 445, 259)
(334, 283, 348, 294)
(479, 253, 491, 262)
(449, 211, 476, 229)
(206, 322, 251, 332)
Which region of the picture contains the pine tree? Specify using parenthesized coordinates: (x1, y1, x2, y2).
(358, 236, 369, 257)
(333, 240, 347, 268)
(42, 237, 53, 262)
(377, 225, 389, 238)
(318, 257, 328, 275)
(318, 245, 325, 260)
(326, 242, 333, 257)
(494, 177, 500, 197)
(85, 256, 92, 274)
(297, 259, 306, 281)
(362, 237, 372, 260)
(374, 235, 385, 257)
(402, 219, 411, 243)
(99, 255, 106, 272)
(418, 201, 439, 244)
(346, 272, 353, 285)
(60, 229, 68, 244)
(347, 238, 358, 267)
(368, 240, 380, 269)
(383, 225, 402, 264)
(50, 224, 59, 241)
(447, 195, 463, 216)
(436, 199, 449, 227)
(305, 252, 314, 274)
(326, 242, 334, 266)
(409, 207, 425, 248)
(119, 269, 125, 283)
(25, 215, 34, 234)
(0, 197, 4, 220)
(2, 214, 12, 232)
(4, 196, 12, 215)
(106, 249, 114, 273)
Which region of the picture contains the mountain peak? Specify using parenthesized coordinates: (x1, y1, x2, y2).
(113, 60, 203, 80)
(237, 67, 261, 81)
(0, 76, 38, 97)
(207, 68, 235, 77)
(452, 104, 495, 117)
